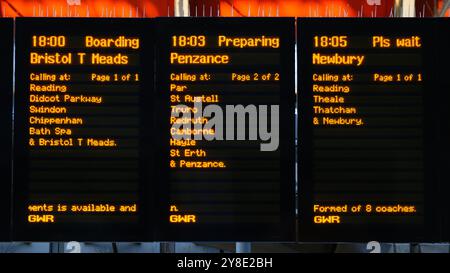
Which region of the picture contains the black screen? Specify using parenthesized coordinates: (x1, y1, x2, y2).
(297, 18, 449, 242)
(436, 19, 450, 242)
(13, 18, 155, 241)
(7, 17, 448, 243)
(0, 18, 13, 241)
(154, 18, 296, 241)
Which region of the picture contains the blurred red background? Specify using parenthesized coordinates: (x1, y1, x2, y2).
(0, 0, 447, 17)
(0, 0, 173, 17)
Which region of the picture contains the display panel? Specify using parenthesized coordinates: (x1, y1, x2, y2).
(436, 19, 450, 242)
(13, 18, 155, 241)
(154, 18, 296, 241)
(0, 19, 13, 241)
(9, 17, 447, 243)
(297, 19, 448, 242)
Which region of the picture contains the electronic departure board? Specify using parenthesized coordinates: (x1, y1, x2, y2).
(154, 18, 295, 241)
(8, 17, 448, 243)
(297, 19, 450, 242)
(13, 18, 155, 241)
(0, 19, 13, 241)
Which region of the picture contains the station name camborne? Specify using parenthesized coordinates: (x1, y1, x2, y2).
(171, 100, 279, 152)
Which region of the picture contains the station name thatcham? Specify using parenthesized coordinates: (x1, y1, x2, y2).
(171, 99, 279, 152)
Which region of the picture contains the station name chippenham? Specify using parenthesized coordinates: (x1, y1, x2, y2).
(312, 53, 365, 66)
(29, 116, 83, 125)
